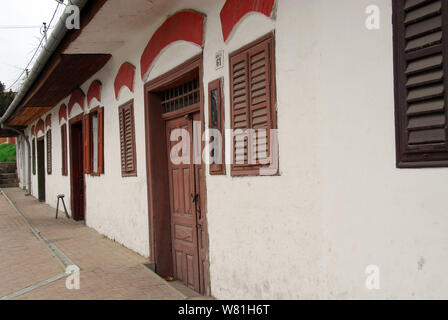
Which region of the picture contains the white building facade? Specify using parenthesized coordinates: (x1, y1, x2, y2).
(8, 0, 448, 299)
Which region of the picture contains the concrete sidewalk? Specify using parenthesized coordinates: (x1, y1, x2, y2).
(0, 187, 197, 300)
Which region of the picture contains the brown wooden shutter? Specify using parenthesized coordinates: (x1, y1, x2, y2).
(394, 0, 448, 167)
(124, 106, 135, 173)
(46, 130, 52, 175)
(61, 124, 68, 176)
(83, 114, 91, 174)
(248, 40, 272, 164)
(118, 100, 137, 176)
(230, 33, 276, 175)
(98, 107, 104, 174)
(230, 51, 249, 167)
(119, 107, 126, 173)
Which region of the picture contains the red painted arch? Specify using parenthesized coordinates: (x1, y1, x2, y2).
(140, 10, 204, 79)
(114, 63, 135, 99)
(87, 80, 102, 106)
(220, 0, 275, 41)
(45, 114, 52, 129)
(68, 88, 85, 116)
(36, 119, 45, 136)
(59, 104, 67, 124)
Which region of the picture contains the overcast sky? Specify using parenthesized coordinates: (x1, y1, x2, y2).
(0, 0, 65, 92)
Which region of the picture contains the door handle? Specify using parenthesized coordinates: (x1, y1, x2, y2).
(191, 193, 199, 203)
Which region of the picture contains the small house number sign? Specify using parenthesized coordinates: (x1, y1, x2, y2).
(215, 50, 224, 70)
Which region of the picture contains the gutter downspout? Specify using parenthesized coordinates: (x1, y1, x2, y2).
(1, 125, 31, 196)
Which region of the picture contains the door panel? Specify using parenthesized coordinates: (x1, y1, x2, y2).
(195, 164, 209, 294)
(166, 115, 200, 291)
(192, 112, 209, 295)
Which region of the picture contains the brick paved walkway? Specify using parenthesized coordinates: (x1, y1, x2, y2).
(0, 188, 195, 300)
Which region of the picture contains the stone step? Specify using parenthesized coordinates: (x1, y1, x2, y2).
(0, 163, 17, 174)
(0, 178, 19, 184)
(0, 175, 18, 182)
(0, 173, 17, 178)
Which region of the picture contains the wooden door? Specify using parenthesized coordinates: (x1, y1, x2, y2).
(37, 138, 45, 202)
(70, 121, 85, 221)
(165, 112, 203, 292)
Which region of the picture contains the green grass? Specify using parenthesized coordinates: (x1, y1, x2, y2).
(0, 144, 16, 163)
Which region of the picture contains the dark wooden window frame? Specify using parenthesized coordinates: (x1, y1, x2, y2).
(393, 0, 448, 168)
(88, 106, 105, 176)
(208, 77, 226, 175)
(61, 124, 68, 176)
(118, 99, 137, 177)
(46, 129, 52, 175)
(229, 32, 278, 177)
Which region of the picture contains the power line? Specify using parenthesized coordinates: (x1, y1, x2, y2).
(48, 2, 61, 31)
(6, 2, 61, 91)
(6, 37, 45, 91)
(0, 26, 47, 29)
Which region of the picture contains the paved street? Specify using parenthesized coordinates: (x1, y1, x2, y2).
(0, 188, 196, 300)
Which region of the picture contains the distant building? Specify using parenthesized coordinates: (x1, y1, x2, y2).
(0, 137, 16, 145)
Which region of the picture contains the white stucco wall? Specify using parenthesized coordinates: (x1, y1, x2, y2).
(200, 0, 325, 300)
(308, 0, 448, 299)
(201, 0, 448, 299)
(15, 0, 448, 299)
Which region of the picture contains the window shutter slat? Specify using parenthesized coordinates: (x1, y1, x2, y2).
(83, 114, 91, 174)
(405, 15, 441, 39)
(394, 0, 448, 166)
(405, 0, 430, 11)
(407, 98, 444, 115)
(98, 107, 104, 174)
(406, 53, 442, 74)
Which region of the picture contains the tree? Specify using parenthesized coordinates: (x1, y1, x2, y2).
(0, 81, 16, 117)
